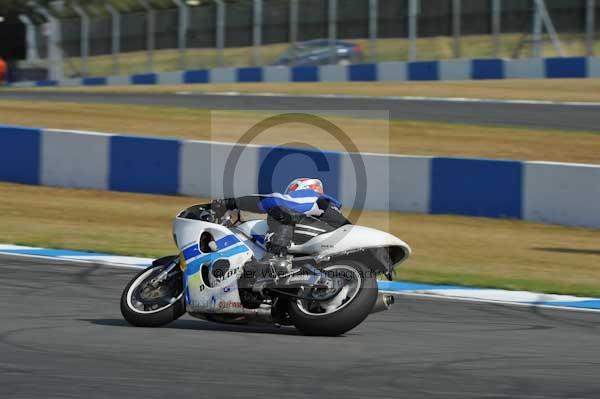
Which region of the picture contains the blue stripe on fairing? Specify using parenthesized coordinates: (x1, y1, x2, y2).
(182, 234, 241, 261)
(216, 235, 240, 250)
(184, 245, 250, 276)
(377, 281, 472, 291)
(182, 244, 201, 261)
(252, 234, 265, 244)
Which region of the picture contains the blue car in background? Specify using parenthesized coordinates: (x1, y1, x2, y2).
(271, 39, 364, 66)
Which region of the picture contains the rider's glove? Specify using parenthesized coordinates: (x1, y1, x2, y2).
(211, 198, 236, 217)
(268, 205, 304, 225)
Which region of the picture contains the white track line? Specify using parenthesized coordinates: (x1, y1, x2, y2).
(175, 91, 600, 107)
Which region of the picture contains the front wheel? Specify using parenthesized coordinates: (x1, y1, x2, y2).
(288, 261, 378, 336)
(120, 260, 186, 327)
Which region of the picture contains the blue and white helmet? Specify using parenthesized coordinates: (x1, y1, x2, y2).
(284, 178, 324, 195)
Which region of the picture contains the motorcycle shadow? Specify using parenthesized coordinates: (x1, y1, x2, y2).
(82, 317, 304, 336)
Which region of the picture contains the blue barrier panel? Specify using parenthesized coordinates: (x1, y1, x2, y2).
(408, 61, 439, 81)
(545, 57, 587, 78)
(131, 73, 157, 85)
(109, 136, 180, 194)
(237, 67, 263, 82)
(0, 126, 40, 184)
(349, 63, 377, 81)
(257, 146, 340, 199)
(183, 69, 209, 84)
(35, 80, 58, 86)
(82, 77, 107, 86)
(471, 59, 504, 80)
(430, 157, 523, 218)
(291, 66, 319, 82)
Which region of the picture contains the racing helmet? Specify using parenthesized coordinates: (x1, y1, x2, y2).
(285, 178, 324, 195)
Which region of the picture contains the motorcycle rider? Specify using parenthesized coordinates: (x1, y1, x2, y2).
(211, 177, 350, 277)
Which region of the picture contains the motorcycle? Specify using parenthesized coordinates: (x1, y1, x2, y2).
(121, 203, 411, 336)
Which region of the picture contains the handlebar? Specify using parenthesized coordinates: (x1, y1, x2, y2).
(177, 203, 240, 227)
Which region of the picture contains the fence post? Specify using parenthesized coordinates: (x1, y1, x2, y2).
(328, 0, 337, 64)
(72, 4, 89, 77)
(138, 0, 155, 72)
(587, 0, 595, 56)
(35, 5, 64, 81)
(289, 0, 299, 65)
(369, 0, 378, 61)
(253, 0, 263, 66)
(408, 0, 418, 61)
(532, 0, 543, 57)
(491, 0, 501, 57)
(452, 0, 461, 58)
(105, 4, 121, 76)
(535, 0, 565, 57)
(215, 0, 226, 67)
(173, 0, 189, 70)
(18, 15, 40, 62)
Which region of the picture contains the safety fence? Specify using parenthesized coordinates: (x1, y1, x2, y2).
(1, 124, 599, 229)
(18, 0, 600, 81)
(11, 56, 600, 87)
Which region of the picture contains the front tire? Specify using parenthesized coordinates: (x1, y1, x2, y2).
(288, 261, 378, 336)
(120, 261, 186, 327)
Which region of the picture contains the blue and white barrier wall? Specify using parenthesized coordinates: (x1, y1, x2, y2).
(10, 56, 600, 88)
(1, 125, 599, 229)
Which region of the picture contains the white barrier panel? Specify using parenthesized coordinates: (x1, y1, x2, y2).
(338, 153, 431, 213)
(588, 57, 600, 78)
(389, 155, 431, 213)
(523, 161, 600, 228)
(319, 64, 347, 82)
(180, 140, 260, 198)
(377, 61, 407, 81)
(210, 67, 237, 83)
(106, 75, 130, 86)
(158, 71, 184, 85)
(439, 59, 471, 81)
(41, 129, 111, 190)
(505, 58, 545, 79)
(263, 66, 291, 83)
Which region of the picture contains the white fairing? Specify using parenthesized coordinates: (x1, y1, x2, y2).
(237, 220, 411, 261)
(292, 225, 411, 260)
(174, 217, 254, 314)
(175, 213, 411, 315)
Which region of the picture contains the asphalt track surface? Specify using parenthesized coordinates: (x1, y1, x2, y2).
(2, 255, 600, 398)
(2, 90, 600, 132)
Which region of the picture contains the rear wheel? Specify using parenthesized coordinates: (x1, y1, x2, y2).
(288, 261, 377, 336)
(120, 261, 185, 327)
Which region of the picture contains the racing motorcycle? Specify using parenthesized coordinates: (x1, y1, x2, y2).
(121, 203, 411, 336)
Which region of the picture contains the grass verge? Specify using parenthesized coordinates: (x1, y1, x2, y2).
(1, 182, 599, 296)
(1, 100, 599, 163)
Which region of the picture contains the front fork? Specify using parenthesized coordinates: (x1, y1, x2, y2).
(149, 258, 180, 288)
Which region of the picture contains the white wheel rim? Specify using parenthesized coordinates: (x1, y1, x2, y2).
(296, 265, 362, 316)
(126, 267, 183, 315)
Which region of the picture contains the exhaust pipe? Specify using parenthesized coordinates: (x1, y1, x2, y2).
(371, 292, 395, 314)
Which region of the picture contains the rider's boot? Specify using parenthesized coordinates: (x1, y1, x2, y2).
(239, 222, 294, 294)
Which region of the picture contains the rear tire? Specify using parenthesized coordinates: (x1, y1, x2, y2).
(120, 262, 186, 327)
(288, 260, 377, 336)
